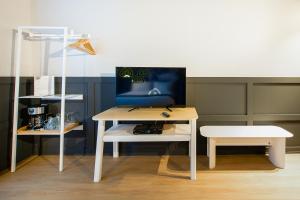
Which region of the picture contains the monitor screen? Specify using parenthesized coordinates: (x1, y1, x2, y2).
(116, 67, 186, 107)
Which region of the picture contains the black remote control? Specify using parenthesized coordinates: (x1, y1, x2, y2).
(161, 112, 170, 118)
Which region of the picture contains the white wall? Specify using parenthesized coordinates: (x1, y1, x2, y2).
(2, 0, 300, 77)
(0, 0, 34, 76)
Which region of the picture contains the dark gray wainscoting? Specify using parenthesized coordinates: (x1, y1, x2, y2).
(1, 77, 300, 171)
(187, 77, 300, 152)
(0, 77, 35, 172)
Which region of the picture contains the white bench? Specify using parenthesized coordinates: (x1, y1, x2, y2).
(200, 126, 293, 169)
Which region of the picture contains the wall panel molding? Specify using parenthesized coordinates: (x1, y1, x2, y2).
(1, 76, 300, 172)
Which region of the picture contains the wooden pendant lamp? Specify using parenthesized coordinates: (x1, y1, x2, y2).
(68, 39, 96, 55)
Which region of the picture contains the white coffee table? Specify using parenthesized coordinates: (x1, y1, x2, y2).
(200, 126, 293, 169)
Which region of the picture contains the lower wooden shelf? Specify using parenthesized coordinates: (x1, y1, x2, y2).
(103, 124, 191, 142)
(17, 122, 82, 136)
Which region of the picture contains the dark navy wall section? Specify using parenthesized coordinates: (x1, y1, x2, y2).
(1, 77, 300, 171)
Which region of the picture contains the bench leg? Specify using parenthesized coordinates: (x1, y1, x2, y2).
(269, 138, 286, 168)
(209, 138, 216, 169)
(190, 119, 197, 180)
(189, 141, 191, 157)
(207, 138, 210, 157)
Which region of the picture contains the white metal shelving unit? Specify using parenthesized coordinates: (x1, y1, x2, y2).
(11, 26, 90, 172)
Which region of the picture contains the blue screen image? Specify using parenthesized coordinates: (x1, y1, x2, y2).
(116, 67, 186, 107)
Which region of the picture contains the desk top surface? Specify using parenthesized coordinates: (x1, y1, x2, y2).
(200, 126, 293, 138)
(92, 107, 198, 121)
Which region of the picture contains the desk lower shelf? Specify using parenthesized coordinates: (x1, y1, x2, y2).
(103, 124, 191, 142)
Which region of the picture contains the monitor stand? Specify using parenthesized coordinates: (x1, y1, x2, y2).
(128, 107, 139, 112)
(128, 106, 173, 112)
(166, 105, 173, 112)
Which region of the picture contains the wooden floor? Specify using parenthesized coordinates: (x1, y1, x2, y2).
(0, 154, 300, 200)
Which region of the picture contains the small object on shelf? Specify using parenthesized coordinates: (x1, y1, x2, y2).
(68, 39, 96, 55)
(161, 112, 170, 118)
(44, 112, 79, 130)
(66, 112, 78, 123)
(27, 104, 48, 130)
(44, 115, 60, 130)
(133, 123, 164, 135)
(34, 76, 54, 96)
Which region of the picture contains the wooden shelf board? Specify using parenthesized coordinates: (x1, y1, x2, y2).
(103, 124, 191, 142)
(17, 123, 82, 136)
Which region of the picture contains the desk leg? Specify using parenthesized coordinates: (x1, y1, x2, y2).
(190, 119, 197, 180)
(269, 138, 286, 168)
(207, 138, 210, 157)
(189, 141, 191, 157)
(209, 138, 216, 169)
(94, 120, 105, 182)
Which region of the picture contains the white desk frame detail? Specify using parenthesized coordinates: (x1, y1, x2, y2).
(92, 107, 198, 182)
(200, 126, 293, 169)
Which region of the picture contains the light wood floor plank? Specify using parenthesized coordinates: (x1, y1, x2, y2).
(0, 154, 300, 200)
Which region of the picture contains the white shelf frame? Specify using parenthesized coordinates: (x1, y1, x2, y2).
(15, 26, 90, 41)
(11, 26, 88, 173)
(19, 94, 83, 100)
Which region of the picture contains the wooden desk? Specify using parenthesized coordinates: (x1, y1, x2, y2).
(92, 107, 198, 182)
